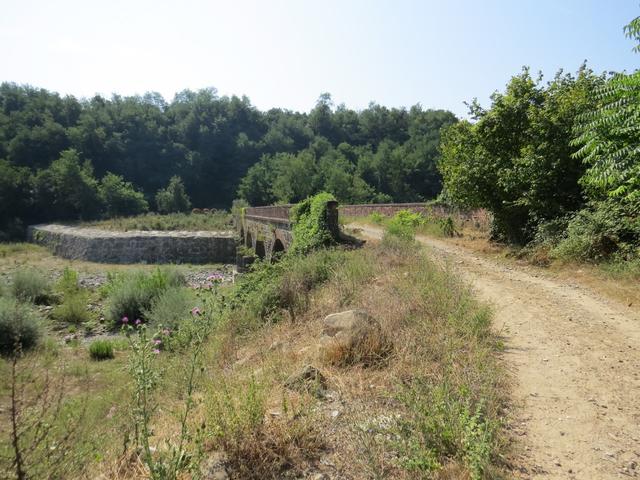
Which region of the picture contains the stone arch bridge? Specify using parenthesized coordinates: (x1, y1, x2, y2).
(237, 201, 340, 262)
(237, 201, 483, 261)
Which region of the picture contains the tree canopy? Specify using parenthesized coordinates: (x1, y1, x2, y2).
(0, 85, 457, 238)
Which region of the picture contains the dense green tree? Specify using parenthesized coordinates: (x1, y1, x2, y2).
(439, 67, 603, 242)
(572, 15, 640, 208)
(155, 175, 192, 213)
(0, 160, 33, 239)
(33, 149, 102, 221)
(99, 173, 149, 217)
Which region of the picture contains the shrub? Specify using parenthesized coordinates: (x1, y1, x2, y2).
(0, 297, 41, 356)
(369, 212, 385, 224)
(53, 293, 89, 325)
(144, 286, 197, 329)
(57, 267, 80, 295)
(385, 211, 420, 242)
(11, 269, 52, 304)
(104, 268, 185, 325)
(155, 176, 191, 214)
(89, 339, 115, 360)
(229, 249, 342, 328)
(552, 200, 640, 262)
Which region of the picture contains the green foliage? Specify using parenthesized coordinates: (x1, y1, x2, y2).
(289, 192, 338, 254)
(0, 160, 32, 240)
(88, 339, 115, 360)
(0, 83, 457, 237)
(229, 249, 342, 327)
(0, 297, 41, 356)
(54, 269, 89, 326)
(33, 148, 102, 221)
(99, 172, 149, 217)
(144, 286, 197, 329)
(83, 211, 231, 232)
(385, 210, 423, 241)
(54, 293, 89, 325)
(368, 211, 384, 224)
(571, 17, 640, 208)
(439, 66, 603, 243)
(104, 268, 185, 325)
(57, 267, 80, 295)
(11, 269, 52, 304)
(155, 176, 191, 214)
(552, 200, 640, 262)
(398, 382, 497, 479)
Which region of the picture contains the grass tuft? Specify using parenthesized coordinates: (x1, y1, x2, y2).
(89, 339, 115, 360)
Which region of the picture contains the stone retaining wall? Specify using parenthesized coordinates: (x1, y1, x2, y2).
(28, 224, 237, 264)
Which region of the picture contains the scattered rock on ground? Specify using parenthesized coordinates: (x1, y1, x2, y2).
(201, 451, 229, 480)
(284, 365, 327, 399)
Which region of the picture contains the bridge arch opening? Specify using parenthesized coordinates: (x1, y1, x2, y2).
(272, 238, 285, 258)
(255, 240, 266, 259)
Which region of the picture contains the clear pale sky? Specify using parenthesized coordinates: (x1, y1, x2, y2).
(1, 0, 638, 117)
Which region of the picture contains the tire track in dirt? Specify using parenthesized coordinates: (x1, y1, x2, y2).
(350, 224, 640, 479)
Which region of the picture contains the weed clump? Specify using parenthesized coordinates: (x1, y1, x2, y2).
(11, 269, 52, 304)
(144, 286, 197, 329)
(0, 297, 41, 356)
(207, 377, 323, 479)
(89, 339, 115, 360)
(54, 294, 90, 325)
(104, 268, 185, 326)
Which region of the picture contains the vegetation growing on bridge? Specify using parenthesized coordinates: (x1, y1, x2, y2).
(289, 192, 338, 254)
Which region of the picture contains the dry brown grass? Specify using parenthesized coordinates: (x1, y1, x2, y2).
(208, 240, 508, 479)
(1, 235, 508, 479)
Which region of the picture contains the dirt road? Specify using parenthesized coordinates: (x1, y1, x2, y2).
(350, 224, 640, 479)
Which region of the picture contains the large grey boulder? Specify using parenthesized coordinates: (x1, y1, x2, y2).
(319, 310, 391, 366)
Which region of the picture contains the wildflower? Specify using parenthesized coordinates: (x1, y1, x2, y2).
(191, 306, 201, 316)
(135, 319, 142, 326)
(154, 339, 161, 345)
(121, 316, 129, 324)
(207, 273, 224, 283)
(162, 329, 170, 336)
(152, 349, 160, 355)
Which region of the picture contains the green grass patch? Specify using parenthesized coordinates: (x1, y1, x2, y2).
(82, 211, 231, 232)
(89, 339, 115, 360)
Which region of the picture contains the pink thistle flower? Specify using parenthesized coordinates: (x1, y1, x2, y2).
(191, 307, 201, 316)
(135, 319, 142, 326)
(121, 316, 129, 324)
(152, 349, 160, 355)
(154, 339, 162, 345)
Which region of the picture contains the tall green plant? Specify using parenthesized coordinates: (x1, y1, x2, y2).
(572, 15, 640, 207)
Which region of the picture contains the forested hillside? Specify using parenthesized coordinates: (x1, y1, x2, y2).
(0, 85, 456, 239)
